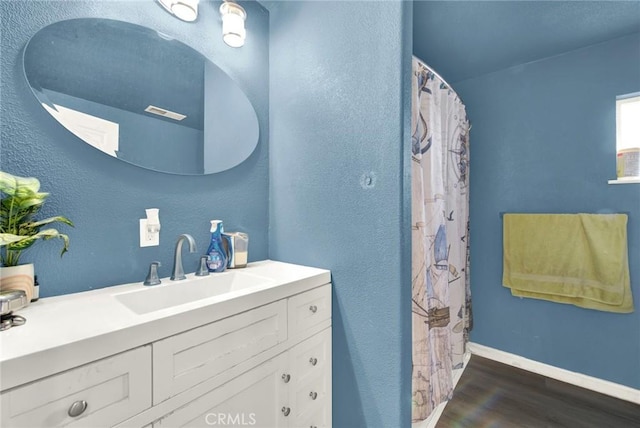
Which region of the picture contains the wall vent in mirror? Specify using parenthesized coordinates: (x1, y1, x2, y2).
(23, 18, 260, 175)
(145, 105, 187, 121)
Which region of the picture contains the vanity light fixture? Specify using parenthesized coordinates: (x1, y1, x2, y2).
(220, 0, 246, 48)
(156, 0, 199, 22)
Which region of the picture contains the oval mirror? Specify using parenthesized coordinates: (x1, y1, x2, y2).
(23, 18, 259, 175)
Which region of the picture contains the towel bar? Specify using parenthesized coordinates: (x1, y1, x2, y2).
(499, 212, 630, 218)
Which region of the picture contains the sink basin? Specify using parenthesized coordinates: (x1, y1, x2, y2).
(114, 271, 275, 315)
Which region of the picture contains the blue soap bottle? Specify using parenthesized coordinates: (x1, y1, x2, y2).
(206, 220, 228, 273)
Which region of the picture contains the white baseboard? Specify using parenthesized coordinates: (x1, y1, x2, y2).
(412, 351, 472, 428)
(468, 342, 640, 405)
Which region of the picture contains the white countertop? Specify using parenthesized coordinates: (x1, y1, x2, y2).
(0, 260, 330, 391)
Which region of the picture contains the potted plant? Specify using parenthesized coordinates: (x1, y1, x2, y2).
(0, 171, 73, 302)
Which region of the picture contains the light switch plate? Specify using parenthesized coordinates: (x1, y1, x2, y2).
(140, 219, 159, 247)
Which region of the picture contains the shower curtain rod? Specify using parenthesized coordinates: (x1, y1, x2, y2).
(412, 55, 456, 95)
(412, 55, 471, 130)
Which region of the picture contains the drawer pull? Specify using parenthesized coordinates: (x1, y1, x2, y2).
(282, 406, 291, 417)
(282, 373, 291, 383)
(309, 357, 318, 366)
(309, 391, 318, 400)
(68, 400, 88, 417)
(311, 426, 318, 428)
(309, 305, 318, 313)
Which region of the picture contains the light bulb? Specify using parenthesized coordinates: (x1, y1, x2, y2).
(156, 0, 199, 22)
(220, 1, 246, 48)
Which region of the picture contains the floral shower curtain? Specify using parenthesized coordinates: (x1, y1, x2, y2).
(411, 57, 472, 422)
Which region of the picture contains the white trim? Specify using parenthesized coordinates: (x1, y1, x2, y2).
(412, 351, 472, 428)
(608, 177, 640, 184)
(616, 91, 640, 101)
(468, 342, 640, 405)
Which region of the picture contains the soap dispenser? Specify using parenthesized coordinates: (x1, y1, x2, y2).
(206, 220, 228, 273)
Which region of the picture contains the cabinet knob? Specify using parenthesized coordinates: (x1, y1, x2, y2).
(68, 400, 88, 417)
(309, 305, 318, 313)
(281, 373, 291, 383)
(309, 391, 318, 400)
(311, 426, 318, 428)
(281, 406, 291, 417)
(309, 357, 318, 366)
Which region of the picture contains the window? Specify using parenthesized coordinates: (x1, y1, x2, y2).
(616, 93, 640, 152)
(611, 93, 640, 183)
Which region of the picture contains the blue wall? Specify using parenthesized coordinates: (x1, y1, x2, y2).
(456, 33, 640, 388)
(268, 1, 413, 426)
(1, 0, 269, 296)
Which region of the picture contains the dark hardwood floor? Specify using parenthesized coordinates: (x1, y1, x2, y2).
(437, 355, 640, 428)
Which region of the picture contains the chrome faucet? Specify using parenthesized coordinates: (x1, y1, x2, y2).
(143, 261, 162, 286)
(171, 234, 197, 281)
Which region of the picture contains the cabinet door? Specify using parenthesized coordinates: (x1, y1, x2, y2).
(153, 353, 290, 428)
(289, 328, 332, 428)
(153, 300, 287, 404)
(0, 346, 151, 428)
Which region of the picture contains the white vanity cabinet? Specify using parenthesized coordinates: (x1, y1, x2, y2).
(151, 328, 332, 428)
(0, 261, 331, 428)
(149, 285, 332, 428)
(153, 353, 290, 428)
(0, 346, 152, 427)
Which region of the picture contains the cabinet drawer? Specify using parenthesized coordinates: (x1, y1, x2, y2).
(290, 328, 332, 426)
(295, 401, 332, 428)
(291, 327, 331, 385)
(288, 285, 331, 337)
(0, 346, 151, 428)
(291, 369, 330, 426)
(153, 353, 289, 428)
(153, 300, 287, 404)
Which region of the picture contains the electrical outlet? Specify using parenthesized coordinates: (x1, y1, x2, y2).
(140, 219, 159, 247)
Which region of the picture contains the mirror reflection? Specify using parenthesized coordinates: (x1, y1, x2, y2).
(23, 18, 259, 175)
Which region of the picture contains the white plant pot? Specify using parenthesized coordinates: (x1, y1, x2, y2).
(0, 264, 34, 303)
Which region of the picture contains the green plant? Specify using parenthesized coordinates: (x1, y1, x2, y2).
(0, 171, 73, 267)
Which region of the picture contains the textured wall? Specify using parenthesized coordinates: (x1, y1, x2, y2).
(268, 1, 413, 426)
(456, 33, 640, 388)
(0, 0, 269, 296)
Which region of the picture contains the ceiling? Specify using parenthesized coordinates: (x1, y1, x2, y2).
(413, 1, 640, 84)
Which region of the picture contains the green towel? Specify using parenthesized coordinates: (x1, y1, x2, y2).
(503, 213, 633, 313)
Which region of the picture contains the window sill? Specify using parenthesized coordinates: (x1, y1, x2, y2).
(608, 177, 640, 184)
